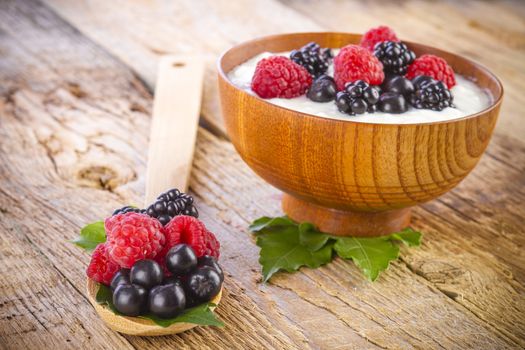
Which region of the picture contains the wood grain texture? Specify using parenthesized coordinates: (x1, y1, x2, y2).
(43, 0, 321, 137)
(0, 2, 300, 349)
(0, 0, 524, 349)
(282, 194, 412, 236)
(192, 130, 524, 349)
(218, 32, 502, 236)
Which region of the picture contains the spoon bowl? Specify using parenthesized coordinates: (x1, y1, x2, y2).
(86, 278, 223, 336)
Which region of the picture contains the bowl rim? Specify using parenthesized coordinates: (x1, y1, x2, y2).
(217, 31, 504, 127)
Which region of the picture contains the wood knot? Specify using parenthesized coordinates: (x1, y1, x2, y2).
(66, 82, 87, 98)
(76, 165, 122, 191)
(411, 260, 466, 284)
(129, 102, 148, 114)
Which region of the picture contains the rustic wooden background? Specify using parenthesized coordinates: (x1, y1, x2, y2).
(1, 0, 524, 349)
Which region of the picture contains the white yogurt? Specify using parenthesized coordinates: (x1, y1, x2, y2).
(227, 51, 492, 124)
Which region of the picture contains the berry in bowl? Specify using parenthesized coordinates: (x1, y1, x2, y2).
(217, 28, 503, 236)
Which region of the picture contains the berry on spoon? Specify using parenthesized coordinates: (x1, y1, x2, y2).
(113, 284, 148, 317)
(185, 267, 222, 303)
(198, 256, 224, 282)
(130, 260, 164, 289)
(149, 283, 186, 319)
(110, 269, 130, 292)
(166, 244, 198, 276)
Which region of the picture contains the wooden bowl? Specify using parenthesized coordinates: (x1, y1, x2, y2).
(86, 278, 222, 336)
(217, 32, 503, 236)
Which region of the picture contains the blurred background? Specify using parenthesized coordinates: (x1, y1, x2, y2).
(45, 0, 525, 140)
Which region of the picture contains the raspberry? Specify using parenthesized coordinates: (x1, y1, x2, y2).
(333, 45, 385, 90)
(161, 221, 182, 253)
(105, 212, 166, 268)
(163, 216, 220, 258)
(406, 54, 456, 89)
(251, 56, 312, 99)
(204, 230, 220, 259)
(360, 25, 399, 52)
(86, 243, 120, 285)
(104, 213, 126, 234)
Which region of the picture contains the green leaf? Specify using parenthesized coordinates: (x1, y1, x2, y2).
(298, 222, 331, 251)
(389, 228, 422, 247)
(71, 221, 106, 252)
(249, 215, 423, 282)
(96, 283, 112, 303)
(256, 226, 333, 282)
(95, 284, 223, 327)
(333, 237, 400, 281)
(249, 216, 295, 232)
(143, 303, 224, 327)
(96, 284, 120, 314)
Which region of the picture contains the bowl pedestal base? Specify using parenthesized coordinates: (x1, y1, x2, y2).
(282, 194, 412, 237)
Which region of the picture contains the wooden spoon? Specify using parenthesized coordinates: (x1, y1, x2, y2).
(86, 54, 223, 336)
(86, 279, 222, 336)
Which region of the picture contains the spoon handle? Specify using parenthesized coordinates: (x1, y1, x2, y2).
(145, 55, 205, 206)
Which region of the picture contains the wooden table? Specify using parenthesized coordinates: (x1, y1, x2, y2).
(1, 0, 523, 349)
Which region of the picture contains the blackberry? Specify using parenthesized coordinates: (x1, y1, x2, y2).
(111, 188, 198, 226)
(112, 206, 145, 216)
(374, 41, 416, 75)
(146, 188, 199, 226)
(409, 76, 454, 111)
(335, 80, 380, 116)
(290, 42, 333, 77)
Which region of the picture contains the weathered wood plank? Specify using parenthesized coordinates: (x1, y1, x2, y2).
(279, 1, 525, 339)
(1, 0, 524, 349)
(0, 211, 137, 350)
(192, 130, 525, 348)
(0, 1, 304, 349)
(43, 0, 322, 136)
